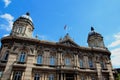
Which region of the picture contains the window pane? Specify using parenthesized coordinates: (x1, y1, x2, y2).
(3, 51, 9, 61)
(89, 60, 93, 68)
(13, 71, 22, 80)
(19, 52, 26, 62)
(0, 71, 3, 78)
(37, 55, 42, 64)
(34, 73, 40, 80)
(50, 56, 55, 65)
(65, 58, 70, 65)
(100, 61, 105, 69)
(49, 74, 54, 80)
(80, 59, 83, 68)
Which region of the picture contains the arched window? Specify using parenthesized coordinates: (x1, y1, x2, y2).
(3, 51, 9, 61)
(65, 57, 70, 66)
(50, 56, 55, 65)
(37, 55, 42, 64)
(48, 74, 54, 80)
(88, 57, 93, 68)
(34, 73, 40, 80)
(13, 71, 22, 80)
(19, 52, 26, 63)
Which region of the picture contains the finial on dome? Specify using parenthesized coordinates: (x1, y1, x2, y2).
(91, 27, 94, 31)
(26, 12, 30, 16)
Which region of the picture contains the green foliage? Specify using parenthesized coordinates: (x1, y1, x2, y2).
(116, 73, 120, 80)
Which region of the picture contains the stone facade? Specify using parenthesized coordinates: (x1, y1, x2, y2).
(0, 13, 114, 80)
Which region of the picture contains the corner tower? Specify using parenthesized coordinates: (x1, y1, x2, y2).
(10, 12, 34, 38)
(87, 27, 105, 48)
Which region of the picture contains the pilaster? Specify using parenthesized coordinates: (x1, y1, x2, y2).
(96, 62, 102, 80)
(24, 55, 33, 80)
(1, 54, 16, 80)
(106, 62, 114, 80)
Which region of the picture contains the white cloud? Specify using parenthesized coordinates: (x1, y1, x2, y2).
(0, 13, 14, 31)
(3, 0, 11, 7)
(3, 34, 9, 37)
(111, 48, 120, 68)
(108, 32, 120, 48)
(107, 32, 120, 68)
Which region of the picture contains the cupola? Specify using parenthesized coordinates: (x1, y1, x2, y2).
(10, 12, 34, 38)
(87, 27, 105, 48)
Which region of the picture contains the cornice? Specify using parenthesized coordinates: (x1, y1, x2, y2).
(1, 36, 111, 54)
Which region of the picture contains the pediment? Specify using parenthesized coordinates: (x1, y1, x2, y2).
(58, 39, 79, 47)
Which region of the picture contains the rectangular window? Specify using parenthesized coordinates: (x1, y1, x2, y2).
(89, 60, 93, 68)
(17, 27, 23, 34)
(49, 74, 54, 80)
(18, 52, 26, 63)
(80, 59, 83, 68)
(37, 55, 42, 64)
(12, 71, 22, 80)
(0, 71, 3, 78)
(65, 58, 70, 65)
(50, 56, 55, 65)
(34, 73, 40, 80)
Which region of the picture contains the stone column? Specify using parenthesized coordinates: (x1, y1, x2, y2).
(1, 54, 16, 80)
(96, 62, 102, 80)
(44, 73, 47, 80)
(56, 73, 59, 80)
(106, 62, 114, 80)
(76, 74, 79, 80)
(74, 74, 77, 80)
(60, 52, 63, 68)
(76, 54, 79, 67)
(63, 73, 65, 80)
(57, 52, 61, 66)
(74, 54, 76, 67)
(44, 50, 49, 65)
(83, 55, 88, 68)
(61, 73, 63, 80)
(24, 55, 33, 80)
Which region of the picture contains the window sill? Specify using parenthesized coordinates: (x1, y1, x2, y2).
(1, 60, 8, 63)
(17, 61, 26, 64)
(49, 65, 56, 67)
(89, 68, 96, 70)
(35, 63, 43, 66)
(102, 68, 108, 70)
(80, 67, 85, 69)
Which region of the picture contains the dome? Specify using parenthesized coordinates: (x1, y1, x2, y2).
(21, 12, 33, 22)
(14, 12, 34, 27)
(88, 31, 102, 37)
(88, 27, 102, 38)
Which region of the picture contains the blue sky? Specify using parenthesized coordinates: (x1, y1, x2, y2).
(0, 0, 120, 68)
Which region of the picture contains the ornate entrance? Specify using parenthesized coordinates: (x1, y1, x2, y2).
(66, 73, 74, 80)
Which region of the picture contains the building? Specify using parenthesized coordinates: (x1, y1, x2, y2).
(0, 13, 115, 80)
